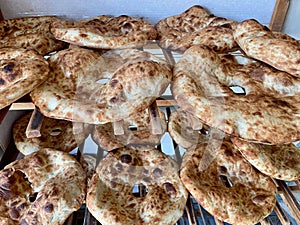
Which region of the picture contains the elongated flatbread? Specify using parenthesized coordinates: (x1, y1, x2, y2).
(51, 15, 157, 49)
(234, 19, 300, 77)
(0, 47, 49, 109)
(172, 45, 300, 144)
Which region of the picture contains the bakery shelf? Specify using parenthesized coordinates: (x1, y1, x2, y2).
(1, 105, 300, 225)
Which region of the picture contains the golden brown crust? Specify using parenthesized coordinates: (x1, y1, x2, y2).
(168, 109, 207, 148)
(232, 137, 300, 181)
(0, 16, 67, 55)
(0, 149, 86, 225)
(180, 138, 277, 225)
(86, 146, 188, 225)
(30, 47, 172, 124)
(234, 19, 300, 77)
(13, 112, 91, 155)
(0, 217, 17, 225)
(92, 108, 167, 151)
(50, 15, 157, 49)
(80, 154, 97, 183)
(172, 45, 300, 144)
(155, 5, 238, 53)
(0, 47, 49, 110)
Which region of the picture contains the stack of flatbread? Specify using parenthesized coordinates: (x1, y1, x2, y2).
(0, 11, 175, 225)
(0, 16, 67, 55)
(155, 5, 239, 53)
(165, 6, 300, 225)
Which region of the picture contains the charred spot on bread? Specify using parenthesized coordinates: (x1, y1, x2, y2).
(0, 78, 5, 85)
(120, 154, 132, 164)
(218, 166, 227, 174)
(122, 22, 133, 30)
(153, 168, 163, 177)
(110, 79, 119, 88)
(164, 182, 177, 198)
(44, 203, 54, 213)
(2, 62, 15, 73)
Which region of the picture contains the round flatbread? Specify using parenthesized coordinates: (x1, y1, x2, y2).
(30, 47, 172, 124)
(0, 16, 67, 55)
(0, 47, 49, 110)
(168, 108, 209, 148)
(86, 146, 188, 225)
(234, 19, 300, 77)
(92, 107, 167, 151)
(13, 112, 91, 155)
(155, 5, 238, 53)
(180, 137, 277, 225)
(172, 44, 300, 144)
(50, 15, 157, 49)
(231, 137, 300, 181)
(0, 149, 86, 225)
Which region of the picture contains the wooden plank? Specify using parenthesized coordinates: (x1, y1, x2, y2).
(113, 120, 125, 135)
(9, 100, 176, 110)
(25, 107, 44, 138)
(269, 0, 290, 31)
(10, 102, 35, 110)
(278, 185, 300, 193)
(296, 180, 300, 190)
(156, 99, 177, 107)
(148, 101, 163, 134)
(260, 218, 271, 225)
(274, 201, 291, 225)
(214, 218, 224, 225)
(161, 48, 176, 66)
(185, 196, 197, 225)
(197, 204, 208, 225)
(276, 180, 300, 224)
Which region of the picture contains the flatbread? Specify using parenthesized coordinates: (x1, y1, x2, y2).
(30, 47, 172, 124)
(92, 107, 167, 151)
(50, 15, 157, 49)
(234, 19, 300, 77)
(180, 137, 277, 225)
(0, 16, 67, 55)
(0, 47, 49, 110)
(168, 108, 208, 148)
(172, 45, 300, 144)
(80, 154, 97, 183)
(155, 5, 238, 53)
(13, 112, 91, 155)
(86, 146, 188, 225)
(0, 149, 86, 225)
(232, 137, 300, 181)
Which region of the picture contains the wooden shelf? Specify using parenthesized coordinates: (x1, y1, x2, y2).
(269, 0, 290, 31)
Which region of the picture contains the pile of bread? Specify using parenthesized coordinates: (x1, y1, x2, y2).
(0, 5, 300, 225)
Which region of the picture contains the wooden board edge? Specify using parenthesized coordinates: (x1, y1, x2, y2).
(269, 0, 290, 31)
